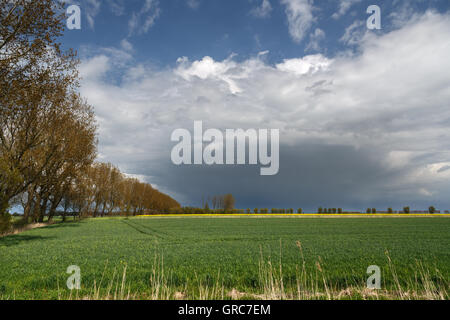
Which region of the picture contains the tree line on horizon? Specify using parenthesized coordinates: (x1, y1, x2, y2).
(0, 1, 179, 233)
(159, 205, 448, 215)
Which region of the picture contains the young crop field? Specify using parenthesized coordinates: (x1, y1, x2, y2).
(0, 216, 449, 300)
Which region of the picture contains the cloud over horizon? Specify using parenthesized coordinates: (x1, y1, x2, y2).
(78, 11, 450, 210)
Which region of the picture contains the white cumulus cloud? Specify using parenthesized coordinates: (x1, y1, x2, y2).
(281, 0, 316, 43)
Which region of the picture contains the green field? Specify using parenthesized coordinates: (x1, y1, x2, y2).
(0, 216, 449, 299)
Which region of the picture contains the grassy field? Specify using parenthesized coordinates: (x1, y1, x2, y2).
(0, 216, 449, 300)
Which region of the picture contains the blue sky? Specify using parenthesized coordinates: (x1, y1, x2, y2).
(55, 1, 450, 211)
(63, 0, 449, 66)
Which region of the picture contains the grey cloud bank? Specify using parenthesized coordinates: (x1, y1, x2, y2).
(170, 121, 279, 176)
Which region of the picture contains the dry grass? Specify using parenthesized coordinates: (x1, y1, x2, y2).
(0, 222, 52, 238)
(53, 248, 448, 301)
(255, 246, 448, 300)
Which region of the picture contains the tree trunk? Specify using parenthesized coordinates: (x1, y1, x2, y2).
(93, 202, 100, 218)
(38, 195, 49, 223)
(47, 196, 61, 223)
(23, 185, 36, 223)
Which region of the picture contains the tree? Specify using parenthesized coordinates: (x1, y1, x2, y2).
(297, 208, 302, 214)
(254, 208, 258, 214)
(204, 202, 210, 214)
(338, 208, 342, 214)
(1, 0, 79, 217)
(0, 158, 21, 217)
(403, 206, 410, 214)
(223, 194, 235, 212)
(428, 206, 436, 214)
(318, 207, 323, 214)
(32, 94, 97, 222)
(388, 207, 393, 214)
(366, 208, 371, 214)
(372, 208, 376, 214)
(0, 211, 11, 234)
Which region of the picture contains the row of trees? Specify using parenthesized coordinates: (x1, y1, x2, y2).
(202, 194, 235, 212)
(160, 206, 447, 215)
(0, 1, 179, 232)
(17, 162, 180, 223)
(0, 0, 92, 231)
(319, 208, 343, 214)
(366, 207, 440, 214)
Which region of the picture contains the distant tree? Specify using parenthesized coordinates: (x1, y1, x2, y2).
(204, 202, 210, 214)
(223, 194, 235, 212)
(297, 208, 302, 214)
(366, 208, 371, 214)
(372, 208, 376, 214)
(388, 207, 393, 214)
(338, 208, 342, 214)
(246, 208, 251, 214)
(318, 207, 323, 214)
(428, 206, 436, 214)
(254, 208, 258, 214)
(332, 208, 337, 214)
(403, 206, 410, 214)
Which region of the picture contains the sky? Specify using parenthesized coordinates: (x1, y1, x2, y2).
(59, 0, 450, 211)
